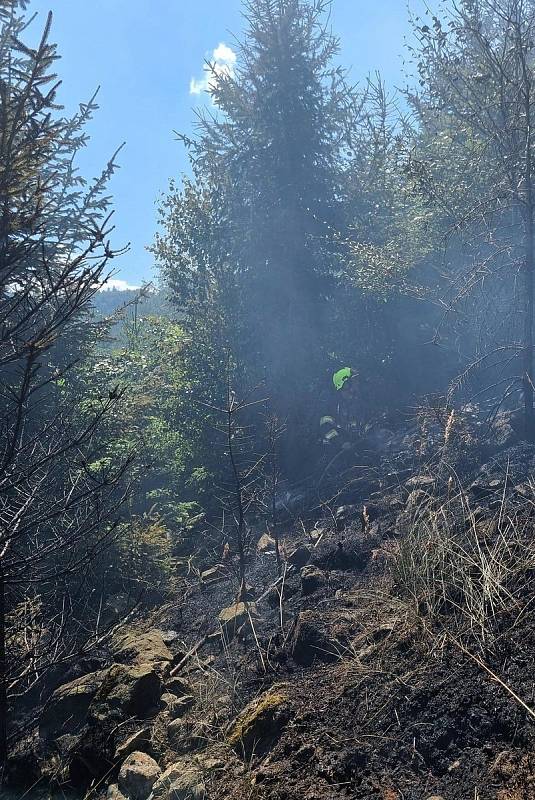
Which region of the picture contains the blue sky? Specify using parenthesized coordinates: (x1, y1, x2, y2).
(26, 0, 423, 288)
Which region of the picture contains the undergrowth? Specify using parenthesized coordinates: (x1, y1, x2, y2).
(393, 479, 535, 654)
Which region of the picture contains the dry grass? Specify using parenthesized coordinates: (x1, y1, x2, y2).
(393, 480, 535, 652)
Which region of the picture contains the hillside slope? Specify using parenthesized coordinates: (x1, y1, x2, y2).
(10, 411, 535, 800)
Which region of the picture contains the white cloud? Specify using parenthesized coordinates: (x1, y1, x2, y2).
(100, 278, 140, 292)
(190, 42, 237, 97)
(213, 43, 236, 65)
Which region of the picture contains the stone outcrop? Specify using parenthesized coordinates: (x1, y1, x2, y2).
(165, 676, 194, 697)
(257, 532, 276, 552)
(287, 544, 312, 569)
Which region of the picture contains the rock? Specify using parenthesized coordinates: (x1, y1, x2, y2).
(115, 727, 151, 760)
(465, 506, 487, 524)
(300, 564, 326, 595)
(40, 670, 106, 738)
(472, 517, 498, 540)
(290, 610, 340, 665)
(167, 718, 190, 746)
(291, 744, 315, 766)
(90, 664, 162, 722)
(274, 489, 306, 515)
(470, 477, 505, 504)
(161, 693, 195, 719)
(165, 676, 194, 697)
(175, 558, 194, 577)
(362, 501, 383, 524)
(218, 602, 257, 641)
(5, 735, 42, 788)
(212, 692, 232, 718)
(257, 532, 276, 552)
(490, 750, 518, 780)
(405, 475, 435, 491)
(111, 629, 173, 672)
(287, 544, 312, 570)
(151, 761, 205, 800)
(104, 594, 130, 623)
(53, 733, 80, 759)
(309, 527, 326, 543)
(364, 427, 395, 450)
(335, 504, 359, 518)
(363, 520, 382, 546)
(478, 443, 535, 486)
(107, 785, 127, 800)
(192, 753, 225, 772)
(159, 629, 181, 645)
(118, 751, 161, 800)
(200, 564, 227, 584)
(311, 539, 367, 572)
(227, 686, 290, 758)
(241, 582, 257, 600)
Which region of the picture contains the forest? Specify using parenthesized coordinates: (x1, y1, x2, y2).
(2, 0, 535, 798)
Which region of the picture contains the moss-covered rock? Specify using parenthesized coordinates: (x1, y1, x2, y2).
(111, 628, 173, 671)
(227, 686, 290, 758)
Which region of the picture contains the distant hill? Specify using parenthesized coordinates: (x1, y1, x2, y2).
(92, 287, 171, 320)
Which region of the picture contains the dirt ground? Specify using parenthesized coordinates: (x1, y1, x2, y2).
(158, 508, 535, 800)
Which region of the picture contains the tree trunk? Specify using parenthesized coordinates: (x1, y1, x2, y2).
(0, 562, 7, 768)
(523, 191, 535, 440)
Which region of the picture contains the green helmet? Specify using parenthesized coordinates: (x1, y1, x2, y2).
(333, 367, 352, 391)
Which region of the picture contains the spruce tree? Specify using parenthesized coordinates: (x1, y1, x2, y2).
(156, 0, 355, 472)
(0, 0, 127, 764)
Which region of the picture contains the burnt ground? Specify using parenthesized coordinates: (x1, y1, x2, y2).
(10, 412, 535, 800)
(153, 479, 535, 800)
